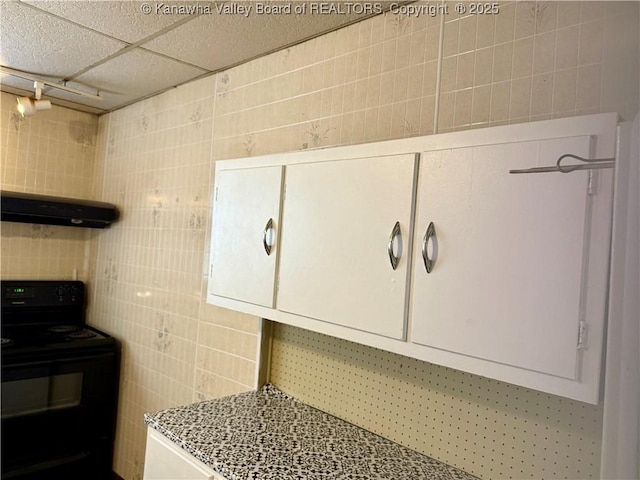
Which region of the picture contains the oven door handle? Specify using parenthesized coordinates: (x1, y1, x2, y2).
(1, 350, 117, 381)
(2, 451, 90, 479)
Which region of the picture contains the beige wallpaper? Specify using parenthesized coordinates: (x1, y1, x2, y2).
(0, 92, 98, 280)
(4, 1, 637, 479)
(89, 79, 260, 480)
(438, 0, 639, 131)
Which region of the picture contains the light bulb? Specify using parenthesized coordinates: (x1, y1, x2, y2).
(16, 96, 35, 117)
(15, 97, 51, 117)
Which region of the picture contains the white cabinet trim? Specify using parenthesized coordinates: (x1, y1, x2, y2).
(215, 113, 617, 171)
(600, 114, 640, 479)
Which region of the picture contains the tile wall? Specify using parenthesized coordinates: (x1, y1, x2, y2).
(438, 0, 640, 131)
(90, 78, 260, 480)
(212, 0, 638, 160)
(0, 92, 98, 280)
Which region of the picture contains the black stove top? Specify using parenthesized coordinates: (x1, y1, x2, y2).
(2, 324, 112, 347)
(1, 280, 117, 363)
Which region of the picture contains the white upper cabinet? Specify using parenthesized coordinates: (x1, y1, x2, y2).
(277, 154, 417, 339)
(206, 113, 618, 404)
(411, 136, 595, 378)
(408, 117, 616, 404)
(208, 166, 283, 308)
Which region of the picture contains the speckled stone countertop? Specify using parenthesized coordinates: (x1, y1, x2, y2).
(144, 384, 479, 480)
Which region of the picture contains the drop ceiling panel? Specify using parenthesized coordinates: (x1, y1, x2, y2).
(144, 4, 372, 71)
(22, 0, 194, 44)
(72, 48, 207, 110)
(0, 1, 126, 77)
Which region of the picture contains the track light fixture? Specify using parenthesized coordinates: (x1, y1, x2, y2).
(15, 81, 52, 117)
(1, 66, 102, 118)
(1, 66, 102, 100)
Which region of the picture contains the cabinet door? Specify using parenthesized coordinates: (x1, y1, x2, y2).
(143, 428, 223, 480)
(277, 154, 417, 339)
(209, 166, 283, 308)
(411, 135, 607, 380)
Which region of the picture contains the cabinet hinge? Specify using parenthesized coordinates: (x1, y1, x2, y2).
(210, 263, 213, 278)
(587, 170, 598, 195)
(215, 186, 219, 202)
(577, 321, 588, 349)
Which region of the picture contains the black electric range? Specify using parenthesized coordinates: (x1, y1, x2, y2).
(1, 280, 120, 480)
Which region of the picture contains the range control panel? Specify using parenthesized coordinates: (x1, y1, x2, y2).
(2, 281, 84, 307)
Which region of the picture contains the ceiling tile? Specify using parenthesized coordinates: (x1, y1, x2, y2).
(72, 48, 207, 110)
(22, 0, 195, 44)
(0, 0, 125, 77)
(143, 4, 371, 71)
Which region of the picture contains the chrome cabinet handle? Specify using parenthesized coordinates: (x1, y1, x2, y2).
(263, 218, 274, 256)
(387, 221, 401, 270)
(422, 222, 436, 273)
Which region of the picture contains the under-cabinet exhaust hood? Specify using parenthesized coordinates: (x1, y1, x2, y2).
(1, 191, 119, 228)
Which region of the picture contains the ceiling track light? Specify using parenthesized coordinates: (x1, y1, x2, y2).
(16, 97, 52, 117)
(0, 66, 102, 101)
(15, 82, 52, 117)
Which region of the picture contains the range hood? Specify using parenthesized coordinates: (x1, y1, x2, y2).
(1, 191, 119, 228)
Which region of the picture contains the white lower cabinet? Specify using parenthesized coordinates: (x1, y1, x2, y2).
(143, 427, 224, 480)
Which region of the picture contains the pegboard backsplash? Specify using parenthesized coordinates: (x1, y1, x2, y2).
(269, 323, 603, 479)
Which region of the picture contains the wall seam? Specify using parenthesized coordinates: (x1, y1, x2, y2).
(433, 0, 446, 134)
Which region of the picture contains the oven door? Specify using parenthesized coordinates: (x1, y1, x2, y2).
(1, 349, 118, 480)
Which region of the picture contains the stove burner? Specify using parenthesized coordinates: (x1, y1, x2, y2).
(66, 330, 97, 340)
(48, 325, 80, 334)
(1, 338, 14, 347)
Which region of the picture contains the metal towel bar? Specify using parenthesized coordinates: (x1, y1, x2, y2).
(509, 153, 615, 174)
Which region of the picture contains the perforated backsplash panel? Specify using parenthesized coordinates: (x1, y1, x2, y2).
(269, 323, 603, 479)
